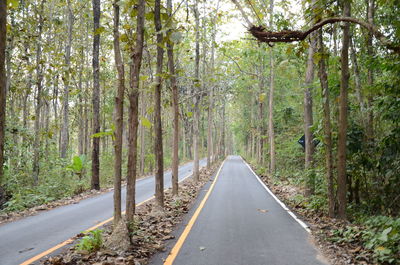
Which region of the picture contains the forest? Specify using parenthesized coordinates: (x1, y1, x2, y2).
(0, 0, 399, 264)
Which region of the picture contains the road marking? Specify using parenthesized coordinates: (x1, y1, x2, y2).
(241, 156, 311, 233)
(19, 165, 204, 265)
(164, 159, 226, 265)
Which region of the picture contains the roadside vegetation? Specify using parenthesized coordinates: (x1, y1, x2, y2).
(0, 0, 399, 264)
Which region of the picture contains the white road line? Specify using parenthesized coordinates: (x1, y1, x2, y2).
(240, 156, 311, 234)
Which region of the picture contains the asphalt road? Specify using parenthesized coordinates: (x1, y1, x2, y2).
(0, 159, 206, 265)
(163, 156, 328, 265)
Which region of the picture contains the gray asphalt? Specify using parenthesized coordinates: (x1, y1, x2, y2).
(169, 156, 328, 265)
(0, 159, 206, 265)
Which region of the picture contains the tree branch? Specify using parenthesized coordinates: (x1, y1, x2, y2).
(248, 17, 400, 54)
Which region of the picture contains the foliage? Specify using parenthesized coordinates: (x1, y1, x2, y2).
(76, 229, 103, 253)
(330, 216, 400, 264)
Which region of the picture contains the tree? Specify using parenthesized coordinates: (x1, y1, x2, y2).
(0, 0, 7, 205)
(192, 0, 200, 182)
(303, 0, 317, 196)
(112, 0, 125, 223)
(126, 0, 146, 224)
(32, 0, 45, 185)
(60, 0, 73, 159)
(167, 0, 179, 196)
(268, 0, 276, 175)
(154, 0, 165, 209)
(317, 29, 335, 217)
(337, 0, 351, 219)
(91, 0, 101, 190)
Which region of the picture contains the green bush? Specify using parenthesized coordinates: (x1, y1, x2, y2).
(76, 229, 103, 253)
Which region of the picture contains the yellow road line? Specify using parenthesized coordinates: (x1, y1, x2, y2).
(164, 159, 226, 265)
(19, 169, 201, 265)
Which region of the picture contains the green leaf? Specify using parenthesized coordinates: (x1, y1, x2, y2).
(7, 0, 19, 9)
(141, 117, 152, 129)
(94, 26, 105, 36)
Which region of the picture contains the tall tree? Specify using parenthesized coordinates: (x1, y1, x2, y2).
(112, 0, 125, 223)
(337, 0, 351, 219)
(318, 29, 335, 217)
(154, 0, 165, 208)
(192, 0, 200, 182)
(0, 0, 7, 205)
(303, 1, 317, 196)
(268, 0, 276, 175)
(167, 0, 179, 196)
(91, 0, 101, 190)
(126, 0, 146, 224)
(60, 0, 74, 159)
(32, 1, 45, 185)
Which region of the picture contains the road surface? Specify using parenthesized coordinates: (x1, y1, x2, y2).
(160, 156, 328, 265)
(0, 159, 206, 265)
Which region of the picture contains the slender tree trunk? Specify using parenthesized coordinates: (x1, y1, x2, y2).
(350, 36, 365, 118)
(91, 0, 101, 190)
(304, 2, 317, 195)
(78, 47, 84, 156)
(32, 1, 45, 185)
(139, 92, 145, 176)
(60, 0, 73, 159)
(318, 29, 335, 218)
(0, 0, 7, 205)
(126, 0, 145, 224)
(268, 0, 275, 174)
(207, 21, 215, 169)
(192, 0, 200, 182)
(154, 0, 164, 208)
(167, 0, 179, 196)
(366, 0, 375, 140)
(337, 0, 351, 219)
(112, 0, 125, 223)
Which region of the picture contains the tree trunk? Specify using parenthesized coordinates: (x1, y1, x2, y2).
(91, 0, 101, 190)
(337, 0, 351, 219)
(366, 0, 375, 140)
(154, 0, 164, 209)
(268, 0, 276, 174)
(32, 1, 45, 185)
(192, 0, 200, 182)
(318, 29, 335, 218)
(139, 92, 145, 176)
(60, 0, 73, 159)
(112, 0, 125, 224)
(304, 3, 317, 196)
(0, 0, 6, 205)
(78, 47, 85, 156)
(167, 0, 179, 196)
(126, 0, 146, 224)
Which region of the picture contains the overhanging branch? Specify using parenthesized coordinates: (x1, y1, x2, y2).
(249, 17, 400, 54)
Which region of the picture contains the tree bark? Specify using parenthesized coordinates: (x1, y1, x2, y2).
(167, 0, 179, 196)
(32, 1, 45, 185)
(112, 0, 125, 224)
(366, 0, 375, 140)
(0, 0, 7, 204)
(304, 0, 317, 196)
(337, 0, 351, 219)
(154, 0, 164, 209)
(126, 0, 146, 224)
(60, 0, 73, 159)
(91, 0, 101, 190)
(318, 29, 335, 217)
(268, 0, 276, 175)
(192, 0, 200, 182)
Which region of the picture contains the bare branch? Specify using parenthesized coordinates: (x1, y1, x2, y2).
(249, 17, 400, 54)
